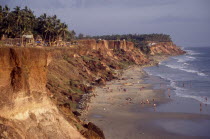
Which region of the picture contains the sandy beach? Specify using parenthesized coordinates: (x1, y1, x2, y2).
(83, 65, 210, 139)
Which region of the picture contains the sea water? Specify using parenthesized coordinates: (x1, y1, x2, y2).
(144, 47, 210, 114)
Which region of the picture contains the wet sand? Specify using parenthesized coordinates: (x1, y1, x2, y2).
(84, 66, 210, 139)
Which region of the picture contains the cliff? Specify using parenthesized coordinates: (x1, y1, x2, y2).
(0, 48, 85, 139)
(0, 40, 185, 139)
(149, 42, 185, 56)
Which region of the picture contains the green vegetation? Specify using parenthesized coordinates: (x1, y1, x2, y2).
(0, 5, 173, 53)
(90, 34, 172, 43)
(0, 5, 76, 42)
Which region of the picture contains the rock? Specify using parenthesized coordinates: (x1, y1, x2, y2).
(125, 97, 132, 101)
(83, 122, 105, 139)
(73, 111, 81, 117)
(95, 78, 106, 85)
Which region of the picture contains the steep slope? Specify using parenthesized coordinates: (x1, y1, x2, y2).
(0, 40, 185, 139)
(46, 40, 149, 137)
(150, 42, 185, 55)
(0, 48, 85, 139)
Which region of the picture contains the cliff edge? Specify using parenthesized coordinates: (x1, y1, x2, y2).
(0, 48, 85, 139)
(0, 40, 185, 139)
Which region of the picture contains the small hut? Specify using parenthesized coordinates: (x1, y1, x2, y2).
(22, 34, 34, 47)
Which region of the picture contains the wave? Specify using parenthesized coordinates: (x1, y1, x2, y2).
(163, 64, 207, 77)
(183, 63, 189, 66)
(170, 81, 187, 91)
(180, 68, 207, 76)
(185, 50, 201, 55)
(170, 81, 210, 104)
(172, 55, 196, 63)
(176, 93, 210, 105)
(144, 69, 210, 105)
(186, 56, 196, 60)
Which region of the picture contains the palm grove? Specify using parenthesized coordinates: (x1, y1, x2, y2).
(0, 5, 173, 53)
(0, 5, 76, 43)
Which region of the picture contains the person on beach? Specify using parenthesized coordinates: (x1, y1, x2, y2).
(153, 104, 156, 111)
(200, 103, 203, 112)
(168, 93, 171, 98)
(167, 88, 171, 98)
(140, 101, 145, 105)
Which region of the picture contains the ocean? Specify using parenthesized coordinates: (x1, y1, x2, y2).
(144, 47, 210, 114)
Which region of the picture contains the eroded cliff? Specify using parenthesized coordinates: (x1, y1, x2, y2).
(0, 48, 86, 139)
(150, 42, 185, 56)
(0, 40, 185, 139)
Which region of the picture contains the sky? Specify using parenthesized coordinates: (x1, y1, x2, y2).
(1, 0, 210, 47)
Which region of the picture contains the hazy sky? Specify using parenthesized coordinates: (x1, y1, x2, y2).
(1, 0, 210, 47)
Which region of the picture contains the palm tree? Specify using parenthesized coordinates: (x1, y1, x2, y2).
(4, 24, 12, 35)
(44, 17, 54, 46)
(0, 6, 3, 22)
(57, 23, 68, 41)
(0, 6, 3, 36)
(13, 6, 22, 36)
(3, 5, 10, 17)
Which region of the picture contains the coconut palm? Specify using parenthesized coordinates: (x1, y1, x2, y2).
(58, 23, 68, 41)
(13, 6, 22, 37)
(0, 6, 75, 45)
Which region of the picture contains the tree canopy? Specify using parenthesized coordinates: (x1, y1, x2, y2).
(91, 34, 172, 43)
(0, 5, 75, 42)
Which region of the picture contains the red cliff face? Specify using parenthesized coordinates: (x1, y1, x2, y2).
(0, 41, 144, 138)
(76, 39, 134, 53)
(76, 39, 146, 64)
(149, 42, 185, 56)
(0, 40, 185, 139)
(0, 48, 48, 108)
(0, 48, 85, 139)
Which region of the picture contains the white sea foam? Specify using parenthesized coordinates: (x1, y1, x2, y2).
(164, 64, 207, 77)
(183, 63, 189, 65)
(170, 81, 210, 104)
(170, 81, 186, 91)
(180, 69, 207, 76)
(144, 69, 210, 105)
(173, 55, 196, 63)
(185, 50, 201, 55)
(164, 64, 185, 69)
(177, 59, 186, 63)
(186, 56, 196, 60)
(176, 93, 210, 105)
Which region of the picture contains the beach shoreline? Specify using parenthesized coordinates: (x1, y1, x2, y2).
(81, 56, 210, 139)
